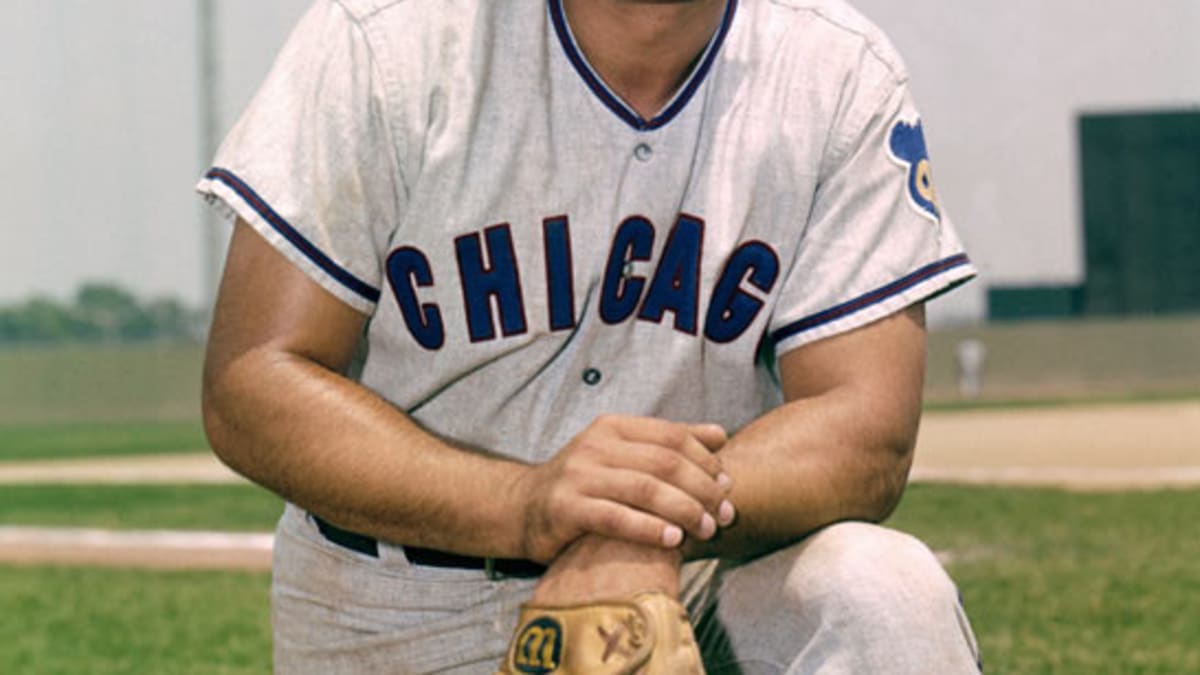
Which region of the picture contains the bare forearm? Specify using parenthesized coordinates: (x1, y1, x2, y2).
(686, 387, 917, 561)
(203, 348, 529, 559)
(205, 222, 733, 566)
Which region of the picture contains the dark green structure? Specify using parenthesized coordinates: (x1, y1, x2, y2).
(988, 285, 1084, 321)
(990, 110, 1200, 321)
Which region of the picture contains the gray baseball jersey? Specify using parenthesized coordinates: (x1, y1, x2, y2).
(198, 0, 975, 466)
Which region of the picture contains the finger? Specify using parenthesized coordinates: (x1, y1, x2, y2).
(610, 417, 724, 479)
(670, 427, 726, 485)
(589, 468, 718, 542)
(608, 441, 727, 514)
(575, 499, 687, 550)
(686, 420, 729, 487)
(683, 425, 734, 497)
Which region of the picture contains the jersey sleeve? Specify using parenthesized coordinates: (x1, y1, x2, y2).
(195, 0, 403, 314)
(768, 79, 975, 355)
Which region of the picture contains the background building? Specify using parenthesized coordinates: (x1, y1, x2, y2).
(855, 0, 1200, 323)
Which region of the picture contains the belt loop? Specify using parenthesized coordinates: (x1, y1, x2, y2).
(485, 557, 500, 581)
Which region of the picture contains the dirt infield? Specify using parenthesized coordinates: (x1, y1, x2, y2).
(1, 400, 1197, 569)
(911, 399, 1200, 489)
(0, 453, 239, 484)
(3, 400, 1195, 488)
(0, 526, 273, 570)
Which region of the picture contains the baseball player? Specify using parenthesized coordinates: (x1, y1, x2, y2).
(199, 0, 982, 672)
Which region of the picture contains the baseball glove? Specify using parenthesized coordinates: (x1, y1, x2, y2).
(495, 590, 704, 674)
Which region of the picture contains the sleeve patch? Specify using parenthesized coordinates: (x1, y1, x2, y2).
(887, 119, 942, 224)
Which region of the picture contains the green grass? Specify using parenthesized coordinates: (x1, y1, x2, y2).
(925, 314, 1200, 404)
(889, 485, 1200, 674)
(0, 420, 208, 462)
(3, 485, 1198, 672)
(0, 343, 203, 424)
(1, 317, 1198, 427)
(0, 484, 283, 532)
(0, 566, 270, 675)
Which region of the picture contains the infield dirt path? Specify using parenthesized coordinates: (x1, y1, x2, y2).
(2, 400, 1196, 488)
(0, 453, 239, 484)
(911, 399, 1200, 489)
(0, 526, 273, 569)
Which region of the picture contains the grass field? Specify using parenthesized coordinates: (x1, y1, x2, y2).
(0, 421, 207, 462)
(0, 484, 282, 531)
(0, 343, 203, 424)
(889, 485, 1200, 674)
(1, 327, 1197, 673)
(1, 315, 1198, 430)
(926, 315, 1200, 402)
(3, 484, 1198, 673)
(0, 566, 271, 675)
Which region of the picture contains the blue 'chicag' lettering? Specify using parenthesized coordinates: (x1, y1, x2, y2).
(385, 214, 779, 350)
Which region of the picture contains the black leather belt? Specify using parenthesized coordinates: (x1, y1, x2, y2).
(311, 514, 545, 580)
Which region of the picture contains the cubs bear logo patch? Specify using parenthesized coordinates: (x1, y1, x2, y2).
(888, 119, 942, 223)
(513, 616, 564, 674)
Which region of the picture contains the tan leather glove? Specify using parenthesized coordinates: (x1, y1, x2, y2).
(495, 591, 704, 674)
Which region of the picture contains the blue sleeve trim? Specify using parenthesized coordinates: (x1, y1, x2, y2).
(205, 168, 382, 304)
(770, 253, 972, 344)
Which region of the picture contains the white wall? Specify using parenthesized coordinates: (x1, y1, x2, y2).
(854, 0, 1200, 322)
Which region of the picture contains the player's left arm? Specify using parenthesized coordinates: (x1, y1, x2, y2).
(686, 301, 927, 561)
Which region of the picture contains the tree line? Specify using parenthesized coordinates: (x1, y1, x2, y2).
(0, 283, 202, 345)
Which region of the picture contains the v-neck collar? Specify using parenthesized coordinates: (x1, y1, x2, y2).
(548, 0, 738, 132)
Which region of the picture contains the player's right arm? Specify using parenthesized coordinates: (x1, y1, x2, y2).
(202, 219, 729, 564)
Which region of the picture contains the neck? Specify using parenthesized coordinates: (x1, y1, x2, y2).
(562, 0, 726, 120)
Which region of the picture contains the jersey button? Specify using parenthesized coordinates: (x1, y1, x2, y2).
(633, 143, 653, 162)
(582, 368, 603, 386)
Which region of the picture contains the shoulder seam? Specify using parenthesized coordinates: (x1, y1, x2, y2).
(768, 0, 908, 85)
(332, 0, 408, 23)
(328, 0, 412, 213)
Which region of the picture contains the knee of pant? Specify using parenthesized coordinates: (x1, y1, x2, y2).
(779, 521, 958, 618)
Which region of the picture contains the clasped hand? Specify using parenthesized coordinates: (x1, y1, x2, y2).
(516, 415, 735, 563)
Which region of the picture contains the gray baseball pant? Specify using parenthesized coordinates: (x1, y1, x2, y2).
(271, 504, 981, 673)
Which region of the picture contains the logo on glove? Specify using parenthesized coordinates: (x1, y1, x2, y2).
(514, 616, 564, 674)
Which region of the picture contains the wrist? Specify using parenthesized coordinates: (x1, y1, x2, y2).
(511, 463, 545, 560)
(532, 535, 684, 604)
